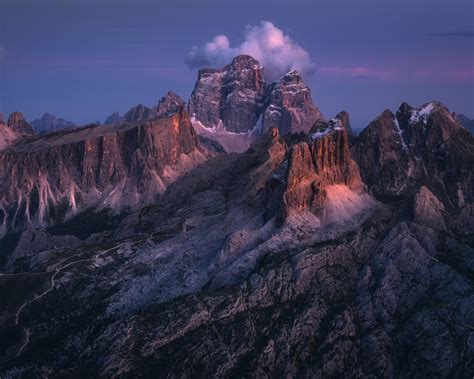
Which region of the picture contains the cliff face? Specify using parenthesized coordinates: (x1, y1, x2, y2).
(188, 55, 267, 134)
(0, 107, 204, 235)
(279, 119, 367, 223)
(7, 112, 34, 135)
(352, 102, 474, 207)
(263, 70, 323, 135)
(188, 56, 323, 153)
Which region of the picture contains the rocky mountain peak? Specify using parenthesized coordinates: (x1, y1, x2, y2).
(228, 54, 261, 70)
(124, 104, 154, 123)
(188, 54, 266, 138)
(7, 111, 34, 135)
(353, 100, 474, 207)
(188, 55, 324, 152)
(262, 69, 323, 136)
(276, 116, 367, 223)
(334, 111, 352, 135)
(31, 112, 76, 133)
(0, 106, 205, 234)
(104, 111, 122, 125)
(156, 91, 185, 117)
(0, 112, 4, 125)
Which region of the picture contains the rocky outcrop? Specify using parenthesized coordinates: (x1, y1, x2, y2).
(188, 55, 266, 134)
(334, 110, 353, 136)
(0, 107, 205, 235)
(280, 119, 367, 221)
(0, 124, 20, 150)
(123, 104, 156, 123)
(352, 101, 474, 207)
(30, 113, 76, 133)
(7, 112, 34, 135)
(263, 70, 323, 135)
(414, 186, 446, 230)
(105, 92, 186, 126)
(156, 91, 185, 117)
(0, 113, 4, 125)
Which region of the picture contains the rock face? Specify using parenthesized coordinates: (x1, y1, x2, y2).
(263, 70, 323, 135)
(6, 112, 34, 135)
(105, 92, 186, 125)
(352, 102, 474, 207)
(156, 91, 185, 117)
(414, 186, 446, 230)
(30, 113, 76, 133)
(123, 103, 156, 123)
(335, 110, 353, 136)
(0, 112, 4, 125)
(278, 119, 366, 222)
(188, 55, 266, 134)
(188, 55, 323, 152)
(0, 106, 205, 236)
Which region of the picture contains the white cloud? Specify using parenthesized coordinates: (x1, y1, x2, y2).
(185, 21, 315, 82)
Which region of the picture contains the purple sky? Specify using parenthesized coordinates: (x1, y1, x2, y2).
(1, 0, 473, 129)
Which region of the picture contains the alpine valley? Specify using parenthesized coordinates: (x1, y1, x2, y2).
(0, 55, 473, 378)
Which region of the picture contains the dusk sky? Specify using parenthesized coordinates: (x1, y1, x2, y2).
(1, 0, 473, 129)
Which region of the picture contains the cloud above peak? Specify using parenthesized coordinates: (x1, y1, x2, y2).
(185, 21, 315, 81)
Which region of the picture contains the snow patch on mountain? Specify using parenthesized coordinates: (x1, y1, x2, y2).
(410, 102, 434, 124)
(191, 116, 260, 153)
(393, 118, 408, 151)
(311, 119, 344, 140)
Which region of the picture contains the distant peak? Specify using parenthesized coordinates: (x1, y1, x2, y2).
(157, 91, 185, 116)
(42, 112, 57, 119)
(8, 111, 26, 123)
(7, 111, 34, 135)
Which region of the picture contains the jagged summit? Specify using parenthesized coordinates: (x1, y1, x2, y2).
(104, 111, 122, 125)
(353, 100, 474, 207)
(188, 54, 266, 135)
(7, 111, 34, 135)
(31, 112, 76, 133)
(156, 91, 185, 117)
(263, 69, 323, 135)
(188, 55, 323, 152)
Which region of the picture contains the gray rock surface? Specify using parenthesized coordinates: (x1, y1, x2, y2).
(6, 112, 34, 135)
(352, 102, 474, 207)
(188, 55, 267, 134)
(263, 70, 323, 135)
(30, 113, 76, 133)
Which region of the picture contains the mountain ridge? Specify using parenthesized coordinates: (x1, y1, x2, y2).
(0, 55, 473, 378)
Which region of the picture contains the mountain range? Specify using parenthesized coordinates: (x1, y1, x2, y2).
(0, 55, 473, 377)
